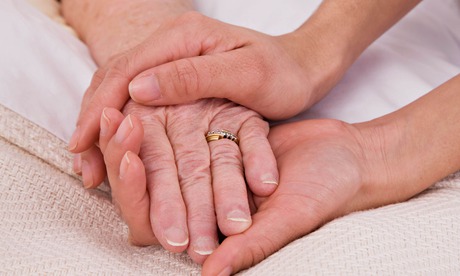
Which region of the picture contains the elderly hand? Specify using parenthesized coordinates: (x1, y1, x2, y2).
(67, 11, 347, 153)
(65, 0, 193, 191)
(95, 99, 278, 264)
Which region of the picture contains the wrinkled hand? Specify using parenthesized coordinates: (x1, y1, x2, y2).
(96, 99, 278, 264)
(68, 11, 343, 153)
(201, 119, 426, 275)
(67, 0, 192, 197)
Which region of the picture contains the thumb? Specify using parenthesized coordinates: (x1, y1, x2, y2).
(127, 53, 280, 119)
(202, 199, 318, 276)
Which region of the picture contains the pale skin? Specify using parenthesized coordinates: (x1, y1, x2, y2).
(64, 0, 460, 274)
(61, 0, 278, 264)
(101, 74, 460, 275)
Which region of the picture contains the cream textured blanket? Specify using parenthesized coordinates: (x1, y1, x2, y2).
(1, 103, 460, 274)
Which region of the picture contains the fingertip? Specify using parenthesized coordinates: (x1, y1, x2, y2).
(202, 236, 240, 276)
(243, 142, 279, 196)
(99, 108, 111, 137)
(68, 123, 100, 153)
(239, 120, 279, 197)
(219, 210, 252, 236)
(73, 153, 82, 175)
(260, 174, 279, 195)
(114, 151, 158, 246)
(100, 108, 132, 153)
(245, 170, 279, 197)
(129, 73, 162, 104)
(162, 227, 189, 253)
(128, 230, 159, 247)
(188, 236, 219, 265)
(119, 151, 130, 180)
(68, 126, 80, 152)
(81, 159, 93, 189)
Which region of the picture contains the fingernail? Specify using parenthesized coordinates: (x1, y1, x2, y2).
(119, 152, 130, 179)
(100, 108, 110, 136)
(68, 126, 80, 151)
(115, 115, 133, 143)
(262, 174, 278, 185)
(129, 74, 161, 102)
(81, 160, 93, 189)
(227, 210, 251, 223)
(217, 266, 233, 276)
(73, 154, 82, 174)
(164, 227, 189, 247)
(193, 237, 217, 256)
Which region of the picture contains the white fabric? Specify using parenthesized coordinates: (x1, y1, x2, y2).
(0, 0, 95, 141)
(1, 0, 459, 141)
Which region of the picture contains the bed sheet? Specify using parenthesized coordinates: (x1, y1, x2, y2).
(1, 0, 459, 142)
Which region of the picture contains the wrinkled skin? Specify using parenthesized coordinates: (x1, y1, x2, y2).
(98, 99, 278, 264)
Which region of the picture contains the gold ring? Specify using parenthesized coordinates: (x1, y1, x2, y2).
(205, 129, 239, 145)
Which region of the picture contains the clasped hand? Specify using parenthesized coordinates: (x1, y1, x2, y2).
(69, 11, 405, 275)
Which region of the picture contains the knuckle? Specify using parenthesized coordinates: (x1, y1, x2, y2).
(122, 99, 146, 115)
(141, 148, 176, 178)
(124, 102, 166, 125)
(176, 11, 206, 26)
(211, 143, 242, 167)
(187, 202, 216, 224)
(243, 120, 269, 139)
(175, 151, 210, 191)
(155, 198, 184, 218)
(106, 58, 130, 81)
(90, 68, 106, 89)
(170, 59, 200, 99)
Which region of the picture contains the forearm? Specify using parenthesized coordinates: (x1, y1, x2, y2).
(61, 0, 193, 65)
(359, 74, 460, 204)
(290, 0, 421, 104)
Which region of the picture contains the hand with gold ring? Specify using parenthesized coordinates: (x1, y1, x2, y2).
(95, 98, 278, 264)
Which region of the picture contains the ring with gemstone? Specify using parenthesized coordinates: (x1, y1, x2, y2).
(205, 129, 239, 145)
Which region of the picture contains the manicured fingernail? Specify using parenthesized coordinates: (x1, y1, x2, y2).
(217, 266, 233, 276)
(164, 227, 189, 247)
(129, 74, 161, 102)
(68, 126, 80, 151)
(73, 154, 82, 174)
(193, 237, 217, 256)
(100, 108, 110, 136)
(115, 115, 133, 143)
(227, 210, 251, 223)
(119, 152, 130, 179)
(81, 160, 93, 189)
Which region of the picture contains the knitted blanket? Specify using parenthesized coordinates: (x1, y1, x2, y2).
(1, 103, 459, 274)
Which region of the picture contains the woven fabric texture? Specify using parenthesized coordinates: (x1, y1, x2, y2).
(1, 103, 459, 275)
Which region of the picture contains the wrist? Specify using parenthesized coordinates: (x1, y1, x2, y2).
(352, 116, 416, 208)
(63, 0, 193, 66)
(277, 28, 349, 108)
